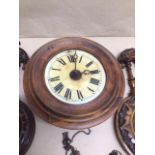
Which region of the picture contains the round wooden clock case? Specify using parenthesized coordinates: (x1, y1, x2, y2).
(23, 37, 125, 129)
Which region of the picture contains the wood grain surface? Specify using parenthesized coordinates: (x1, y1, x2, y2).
(23, 37, 125, 129)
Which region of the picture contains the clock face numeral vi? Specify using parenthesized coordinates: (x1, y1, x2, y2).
(77, 90, 83, 100)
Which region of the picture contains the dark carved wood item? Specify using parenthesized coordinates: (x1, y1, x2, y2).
(19, 101, 35, 155)
(19, 42, 29, 70)
(118, 48, 135, 96)
(19, 44, 35, 155)
(23, 37, 125, 129)
(115, 48, 135, 155)
(109, 150, 122, 155)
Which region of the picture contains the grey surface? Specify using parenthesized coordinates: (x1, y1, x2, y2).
(20, 0, 134, 38)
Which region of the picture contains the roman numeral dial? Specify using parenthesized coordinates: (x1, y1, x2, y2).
(44, 49, 106, 105)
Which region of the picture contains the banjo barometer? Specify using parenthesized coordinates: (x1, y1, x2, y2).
(24, 37, 125, 129)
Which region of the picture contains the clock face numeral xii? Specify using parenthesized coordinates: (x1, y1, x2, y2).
(67, 55, 75, 63)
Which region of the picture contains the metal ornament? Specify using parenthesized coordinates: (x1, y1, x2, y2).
(115, 48, 135, 155)
(62, 129, 91, 155)
(62, 129, 123, 155)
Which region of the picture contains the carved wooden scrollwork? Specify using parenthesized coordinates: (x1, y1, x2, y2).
(118, 48, 135, 96)
(19, 43, 35, 155)
(19, 42, 29, 70)
(115, 48, 135, 155)
(19, 101, 35, 155)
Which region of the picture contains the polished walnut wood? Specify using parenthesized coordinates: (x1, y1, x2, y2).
(23, 37, 125, 129)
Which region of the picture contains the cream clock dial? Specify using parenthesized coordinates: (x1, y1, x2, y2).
(44, 50, 106, 105)
(24, 37, 125, 129)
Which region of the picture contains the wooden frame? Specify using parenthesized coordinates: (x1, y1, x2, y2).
(24, 37, 125, 129)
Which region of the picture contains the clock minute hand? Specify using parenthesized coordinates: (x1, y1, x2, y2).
(74, 51, 78, 71)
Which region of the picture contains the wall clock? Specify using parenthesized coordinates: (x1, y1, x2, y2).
(23, 37, 125, 129)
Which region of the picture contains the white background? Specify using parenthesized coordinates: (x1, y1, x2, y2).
(19, 37, 134, 155)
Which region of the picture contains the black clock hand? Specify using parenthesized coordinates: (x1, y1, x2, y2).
(74, 51, 78, 71)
